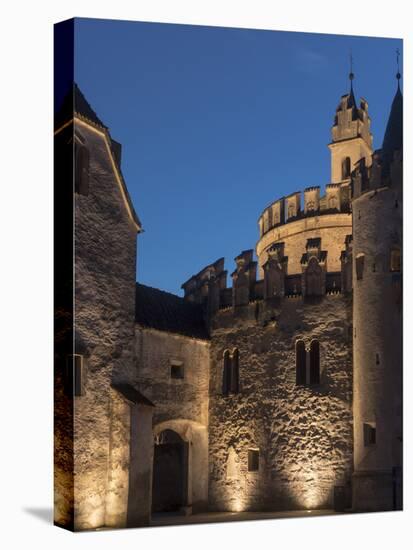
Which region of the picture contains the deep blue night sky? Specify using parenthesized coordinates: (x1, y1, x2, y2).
(73, 18, 402, 295)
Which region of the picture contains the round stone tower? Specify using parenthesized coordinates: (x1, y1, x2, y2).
(351, 80, 403, 511)
(256, 76, 372, 280)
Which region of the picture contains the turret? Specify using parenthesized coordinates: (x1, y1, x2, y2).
(328, 70, 373, 186)
(351, 71, 403, 512)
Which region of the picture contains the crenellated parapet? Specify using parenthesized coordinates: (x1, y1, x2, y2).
(181, 258, 227, 314)
(351, 147, 403, 201)
(258, 186, 351, 240)
(182, 232, 351, 315)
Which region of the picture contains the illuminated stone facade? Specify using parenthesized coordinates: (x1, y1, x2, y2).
(55, 78, 402, 530)
(207, 295, 352, 512)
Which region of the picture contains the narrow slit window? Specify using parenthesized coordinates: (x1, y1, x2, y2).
(222, 349, 239, 395)
(363, 423, 376, 446)
(296, 340, 306, 386)
(230, 348, 239, 394)
(222, 350, 231, 396)
(342, 157, 351, 179)
(309, 340, 320, 385)
(248, 449, 259, 472)
(356, 254, 365, 280)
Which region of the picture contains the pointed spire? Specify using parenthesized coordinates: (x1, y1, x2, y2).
(347, 52, 357, 108)
(382, 51, 403, 167)
(396, 48, 401, 90)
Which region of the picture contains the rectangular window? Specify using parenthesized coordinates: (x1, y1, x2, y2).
(356, 254, 365, 280)
(363, 422, 376, 446)
(248, 449, 259, 472)
(390, 249, 401, 272)
(170, 360, 184, 380)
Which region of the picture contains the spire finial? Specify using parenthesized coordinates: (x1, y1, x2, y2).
(396, 48, 401, 88)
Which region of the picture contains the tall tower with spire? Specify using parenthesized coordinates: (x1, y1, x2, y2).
(328, 62, 373, 193)
(351, 61, 403, 511)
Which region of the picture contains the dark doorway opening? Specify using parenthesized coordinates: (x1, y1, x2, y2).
(152, 429, 188, 513)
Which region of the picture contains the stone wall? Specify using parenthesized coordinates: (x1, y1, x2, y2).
(72, 118, 139, 530)
(352, 156, 402, 510)
(208, 294, 353, 512)
(256, 213, 352, 277)
(135, 326, 210, 511)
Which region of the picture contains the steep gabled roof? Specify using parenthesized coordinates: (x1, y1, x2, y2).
(135, 283, 209, 340)
(55, 83, 107, 129)
(54, 83, 142, 232)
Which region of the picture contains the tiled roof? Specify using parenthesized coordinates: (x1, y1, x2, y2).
(135, 283, 209, 340)
(55, 83, 107, 129)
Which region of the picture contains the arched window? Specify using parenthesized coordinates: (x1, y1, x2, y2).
(222, 350, 231, 396)
(390, 248, 401, 272)
(230, 348, 239, 394)
(222, 349, 239, 395)
(342, 157, 351, 179)
(309, 340, 320, 385)
(75, 143, 90, 195)
(296, 340, 306, 386)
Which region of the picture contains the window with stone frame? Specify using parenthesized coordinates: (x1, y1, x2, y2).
(170, 360, 184, 380)
(342, 156, 351, 179)
(222, 348, 239, 395)
(356, 254, 365, 280)
(295, 340, 306, 386)
(296, 340, 320, 386)
(309, 340, 320, 385)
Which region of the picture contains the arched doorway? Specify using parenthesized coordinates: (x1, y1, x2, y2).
(152, 429, 188, 513)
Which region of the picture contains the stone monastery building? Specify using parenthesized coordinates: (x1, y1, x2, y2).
(54, 72, 403, 530)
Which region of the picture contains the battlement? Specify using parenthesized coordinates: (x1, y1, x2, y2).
(258, 185, 350, 238)
(182, 241, 349, 314)
(351, 148, 402, 201)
